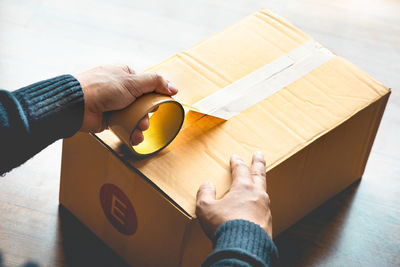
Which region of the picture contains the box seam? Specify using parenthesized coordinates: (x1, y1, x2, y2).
(356, 91, 391, 178)
(92, 133, 192, 219)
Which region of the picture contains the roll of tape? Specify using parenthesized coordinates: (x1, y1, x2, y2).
(108, 93, 185, 158)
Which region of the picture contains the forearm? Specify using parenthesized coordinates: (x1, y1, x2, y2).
(0, 75, 84, 174)
(203, 220, 278, 267)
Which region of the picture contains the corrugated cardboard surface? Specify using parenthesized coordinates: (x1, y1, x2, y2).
(96, 9, 389, 218)
(61, 133, 190, 266)
(61, 8, 390, 267)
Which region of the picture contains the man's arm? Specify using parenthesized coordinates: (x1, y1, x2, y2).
(0, 75, 84, 174)
(197, 153, 278, 266)
(203, 220, 277, 267)
(0, 65, 177, 175)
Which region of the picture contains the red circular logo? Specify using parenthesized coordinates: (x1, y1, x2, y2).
(100, 183, 138, 235)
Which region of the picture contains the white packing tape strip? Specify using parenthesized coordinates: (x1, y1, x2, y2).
(192, 40, 335, 120)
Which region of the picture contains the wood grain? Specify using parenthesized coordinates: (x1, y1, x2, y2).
(0, 0, 399, 266)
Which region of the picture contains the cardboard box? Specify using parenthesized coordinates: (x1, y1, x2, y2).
(60, 8, 390, 267)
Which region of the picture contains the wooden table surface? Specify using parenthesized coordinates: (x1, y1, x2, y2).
(0, 0, 399, 266)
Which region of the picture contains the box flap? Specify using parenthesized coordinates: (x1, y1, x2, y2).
(96, 9, 389, 217)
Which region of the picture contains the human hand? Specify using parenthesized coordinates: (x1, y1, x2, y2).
(75, 64, 178, 145)
(196, 151, 272, 239)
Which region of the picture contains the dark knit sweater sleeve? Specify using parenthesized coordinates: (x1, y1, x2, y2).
(0, 75, 84, 174)
(202, 220, 278, 267)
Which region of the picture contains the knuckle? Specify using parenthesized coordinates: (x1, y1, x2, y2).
(247, 194, 262, 206)
(152, 73, 163, 84)
(250, 170, 266, 178)
(196, 198, 211, 209)
(262, 192, 270, 203)
(122, 65, 135, 74)
(232, 160, 246, 170)
(250, 190, 270, 204)
(262, 192, 271, 206)
(238, 182, 253, 191)
(257, 158, 266, 165)
(125, 77, 141, 95)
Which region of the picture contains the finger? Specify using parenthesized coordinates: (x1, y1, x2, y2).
(131, 73, 178, 97)
(117, 64, 136, 74)
(138, 114, 150, 131)
(251, 151, 267, 191)
(131, 129, 144, 146)
(196, 181, 216, 206)
(167, 82, 178, 95)
(230, 154, 251, 189)
(150, 106, 159, 113)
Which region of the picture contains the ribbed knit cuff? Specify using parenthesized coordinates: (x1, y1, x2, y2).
(202, 220, 278, 267)
(13, 74, 84, 140)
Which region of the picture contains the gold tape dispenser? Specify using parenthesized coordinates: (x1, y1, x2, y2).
(108, 93, 185, 158)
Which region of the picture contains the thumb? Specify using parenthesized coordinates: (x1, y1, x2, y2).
(131, 73, 178, 97)
(196, 181, 216, 205)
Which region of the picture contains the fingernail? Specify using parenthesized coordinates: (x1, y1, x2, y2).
(231, 154, 241, 161)
(254, 151, 263, 157)
(168, 83, 178, 94)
